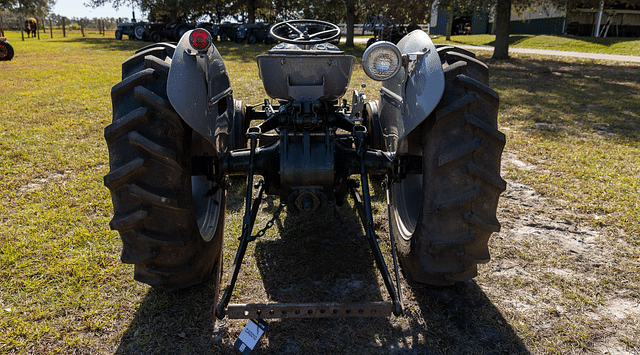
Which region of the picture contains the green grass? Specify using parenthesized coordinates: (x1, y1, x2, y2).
(0, 30, 639, 354)
(489, 55, 640, 236)
(432, 34, 640, 56)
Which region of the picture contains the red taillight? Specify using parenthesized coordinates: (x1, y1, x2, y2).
(189, 29, 211, 52)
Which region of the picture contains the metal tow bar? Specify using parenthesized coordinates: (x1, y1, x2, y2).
(227, 302, 392, 319)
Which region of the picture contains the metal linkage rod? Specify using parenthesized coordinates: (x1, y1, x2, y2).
(215, 128, 264, 319)
(384, 178, 404, 314)
(350, 126, 403, 316)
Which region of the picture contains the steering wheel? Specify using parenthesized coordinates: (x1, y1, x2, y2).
(270, 20, 341, 45)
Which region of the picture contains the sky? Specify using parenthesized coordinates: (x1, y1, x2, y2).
(51, 0, 143, 20)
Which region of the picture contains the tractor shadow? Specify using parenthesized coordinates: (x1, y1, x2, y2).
(115, 281, 237, 354)
(116, 181, 528, 354)
(254, 200, 382, 305)
(248, 182, 530, 354)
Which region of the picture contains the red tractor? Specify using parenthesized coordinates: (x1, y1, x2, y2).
(0, 28, 14, 61)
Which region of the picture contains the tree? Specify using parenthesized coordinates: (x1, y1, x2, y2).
(299, 0, 359, 46)
(367, 0, 431, 24)
(345, 0, 432, 47)
(301, 0, 344, 23)
(1, 0, 55, 17)
(492, 0, 510, 59)
(344, 0, 357, 45)
(491, 0, 640, 59)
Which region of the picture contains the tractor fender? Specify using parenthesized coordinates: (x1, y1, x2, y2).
(378, 30, 444, 155)
(167, 30, 236, 156)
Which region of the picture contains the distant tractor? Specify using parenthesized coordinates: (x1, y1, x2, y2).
(363, 14, 419, 47)
(144, 21, 197, 42)
(197, 23, 219, 41)
(0, 28, 14, 61)
(115, 22, 147, 40)
(218, 23, 239, 41)
(235, 23, 274, 44)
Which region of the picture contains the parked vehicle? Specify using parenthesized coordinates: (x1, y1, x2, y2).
(292, 21, 341, 45)
(144, 21, 196, 42)
(235, 23, 274, 44)
(104, 20, 504, 320)
(0, 28, 14, 61)
(218, 23, 239, 41)
(197, 23, 219, 41)
(363, 14, 419, 47)
(171, 22, 197, 41)
(115, 21, 147, 40)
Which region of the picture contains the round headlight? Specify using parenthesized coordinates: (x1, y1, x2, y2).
(362, 41, 402, 81)
(189, 29, 212, 52)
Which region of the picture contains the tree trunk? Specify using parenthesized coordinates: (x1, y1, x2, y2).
(345, 0, 356, 46)
(446, 9, 453, 41)
(492, 0, 511, 60)
(248, 0, 257, 23)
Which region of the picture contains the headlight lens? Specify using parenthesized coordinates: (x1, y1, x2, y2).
(189, 29, 212, 52)
(362, 42, 402, 81)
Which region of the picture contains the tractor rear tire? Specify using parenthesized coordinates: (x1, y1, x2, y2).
(0, 41, 14, 61)
(134, 26, 145, 40)
(366, 38, 376, 48)
(173, 25, 188, 42)
(105, 44, 226, 291)
(150, 31, 162, 42)
(389, 48, 505, 285)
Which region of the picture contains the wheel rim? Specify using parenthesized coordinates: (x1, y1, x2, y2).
(135, 26, 144, 39)
(391, 173, 422, 240)
(192, 176, 223, 242)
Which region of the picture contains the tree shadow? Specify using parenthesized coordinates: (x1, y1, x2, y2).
(559, 34, 640, 47)
(485, 55, 640, 142)
(450, 35, 532, 47)
(66, 36, 150, 53)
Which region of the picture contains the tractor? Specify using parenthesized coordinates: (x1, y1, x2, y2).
(104, 19, 505, 319)
(0, 28, 14, 61)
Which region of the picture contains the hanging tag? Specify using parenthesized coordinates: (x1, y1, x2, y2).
(234, 318, 268, 354)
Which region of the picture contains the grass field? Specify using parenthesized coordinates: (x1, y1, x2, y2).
(1, 30, 639, 354)
(431, 33, 640, 56)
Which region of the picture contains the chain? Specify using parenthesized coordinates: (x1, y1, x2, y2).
(248, 202, 286, 241)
